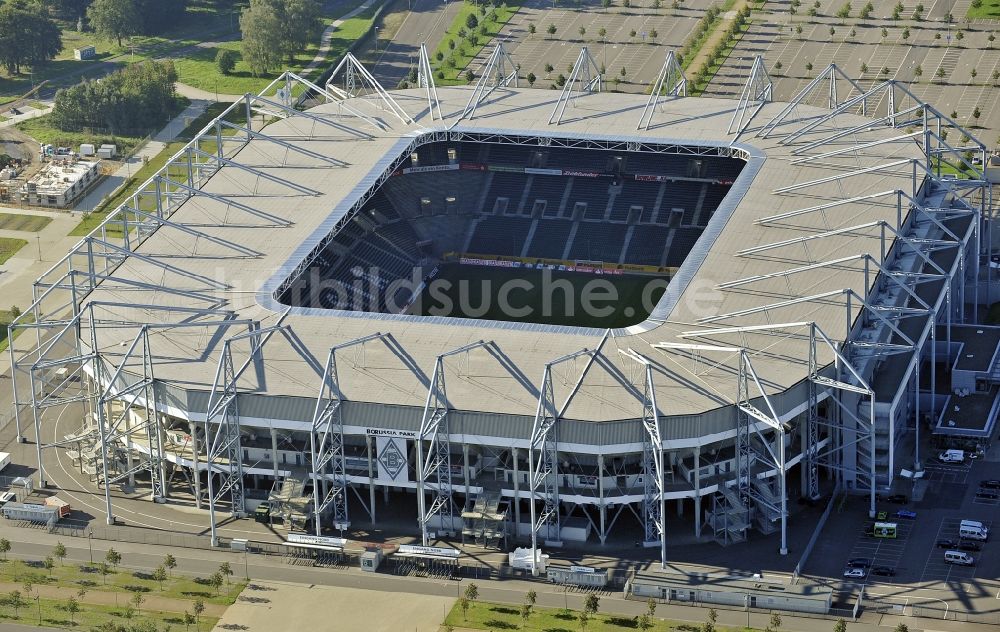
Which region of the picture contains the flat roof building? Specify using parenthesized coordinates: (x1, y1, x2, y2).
(20, 158, 100, 208)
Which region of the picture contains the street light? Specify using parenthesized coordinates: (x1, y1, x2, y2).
(88, 530, 93, 564)
(35, 235, 41, 261)
(374, 27, 379, 54)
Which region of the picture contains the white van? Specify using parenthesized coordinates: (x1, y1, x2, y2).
(960, 520, 989, 539)
(960, 525, 989, 540)
(944, 550, 975, 565)
(938, 449, 965, 463)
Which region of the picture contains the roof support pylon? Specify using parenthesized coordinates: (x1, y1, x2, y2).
(549, 47, 602, 125)
(460, 42, 519, 120)
(417, 43, 443, 120)
(758, 63, 865, 138)
(637, 50, 686, 130)
(326, 53, 414, 125)
(728, 55, 772, 135)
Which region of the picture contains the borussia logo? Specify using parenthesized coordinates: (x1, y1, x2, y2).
(378, 440, 406, 480)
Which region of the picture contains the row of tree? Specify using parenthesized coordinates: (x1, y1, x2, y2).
(240, 0, 323, 77)
(50, 59, 179, 134)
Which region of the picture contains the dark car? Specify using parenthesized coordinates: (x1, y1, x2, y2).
(937, 538, 958, 549)
(981, 480, 1000, 490)
(871, 566, 896, 577)
(958, 541, 982, 552)
(976, 489, 999, 500)
(885, 494, 908, 504)
(847, 558, 871, 568)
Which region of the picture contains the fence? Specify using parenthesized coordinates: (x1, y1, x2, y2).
(47, 521, 234, 553)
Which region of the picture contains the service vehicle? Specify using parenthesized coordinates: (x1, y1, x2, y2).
(944, 550, 975, 565)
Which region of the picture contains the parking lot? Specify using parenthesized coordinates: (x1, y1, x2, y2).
(918, 516, 991, 582)
(840, 513, 916, 585)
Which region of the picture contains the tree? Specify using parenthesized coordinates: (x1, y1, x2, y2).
(0, 538, 10, 561)
(520, 603, 532, 627)
(8, 590, 24, 618)
(465, 69, 475, 82)
(830, 26, 836, 36)
(216, 49, 237, 75)
(240, 0, 283, 76)
(649, 28, 658, 39)
(209, 572, 224, 595)
(881, 27, 888, 38)
(646, 599, 656, 618)
(902, 27, 910, 40)
(152, 565, 168, 590)
(914, 64, 922, 77)
(54, 542, 67, 566)
(993, 69, 1000, 85)
(598, 27, 607, 39)
(98, 562, 111, 585)
(770, 612, 782, 631)
(936, 66, 946, 79)
(0, 0, 63, 75)
(544, 63, 553, 73)
(971, 68, 978, 81)
(708, 609, 718, 626)
(859, 1, 873, 19)
(184, 611, 196, 631)
(459, 596, 470, 620)
(105, 549, 122, 570)
(67, 596, 80, 624)
(861, 62, 868, 73)
(638, 614, 653, 630)
(44, 556, 55, 576)
(834, 619, 847, 632)
(88, 0, 141, 47)
(836, 2, 850, 18)
(579, 611, 590, 631)
(526, 72, 536, 86)
(465, 12, 478, 30)
(956, 30, 964, 41)
(528, 23, 535, 34)
(602, 0, 611, 9)
(805, 61, 813, 71)
(464, 583, 480, 603)
(584, 594, 600, 616)
(579, 26, 586, 38)
(193, 599, 205, 625)
(894, 625, 909, 632)
(547, 23, 557, 37)
(131, 591, 144, 615)
(219, 562, 233, 585)
(526, 590, 537, 607)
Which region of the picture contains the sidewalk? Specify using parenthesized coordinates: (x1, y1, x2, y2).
(0, 104, 54, 129)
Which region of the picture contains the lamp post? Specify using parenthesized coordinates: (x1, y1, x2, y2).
(35, 235, 41, 261)
(88, 530, 93, 564)
(374, 27, 379, 54)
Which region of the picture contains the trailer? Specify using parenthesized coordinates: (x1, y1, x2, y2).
(2, 502, 59, 526)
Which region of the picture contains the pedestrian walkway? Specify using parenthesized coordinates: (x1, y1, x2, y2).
(0, 104, 53, 129)
(301, 0, 382, 77)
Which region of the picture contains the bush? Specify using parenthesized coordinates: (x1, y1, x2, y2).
(215, 49, 237, 75)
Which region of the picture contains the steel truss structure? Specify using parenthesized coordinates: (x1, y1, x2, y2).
(460, 43, 518, 120)
(637, 50, 686, 130)
(417, 340, 535, 545)
(549, 47, 602, 125)
(728, 55, 772, 136)
(417, 43, 443, 121)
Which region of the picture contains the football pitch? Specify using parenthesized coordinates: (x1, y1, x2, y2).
(409, 263, 668, 329)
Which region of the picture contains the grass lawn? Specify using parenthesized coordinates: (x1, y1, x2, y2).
(0, 213, 52, 232)
(173, 0, 375, 96)
(0, 0, 244, 101)
(0, 237, 28, 264)
(967, 0, 1000, 18)
(446, 601, 762, 631)
(0, 559, 244, 607)
(431, 0, 522, 85)
(0, 594, 219, 631)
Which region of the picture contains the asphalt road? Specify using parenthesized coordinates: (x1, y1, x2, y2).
(369, 0, 461, 89)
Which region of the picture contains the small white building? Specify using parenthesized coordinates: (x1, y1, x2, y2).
(20, 158, 101, 208)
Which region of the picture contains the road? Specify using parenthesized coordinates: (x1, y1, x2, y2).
(0, 525, 996, 632)
(368, 0, 462, 89)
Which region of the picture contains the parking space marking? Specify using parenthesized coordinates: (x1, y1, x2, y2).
(920, 517, 992, 584)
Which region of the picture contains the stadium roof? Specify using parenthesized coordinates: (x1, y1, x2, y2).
(80, 85, 929, 423)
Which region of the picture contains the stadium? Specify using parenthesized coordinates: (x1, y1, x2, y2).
(8, 48, 992, 569)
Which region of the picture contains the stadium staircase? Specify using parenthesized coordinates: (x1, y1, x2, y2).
(708, 485, 750, 545)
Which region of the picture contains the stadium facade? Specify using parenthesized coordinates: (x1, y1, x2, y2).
(10, 52, 993, 567)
